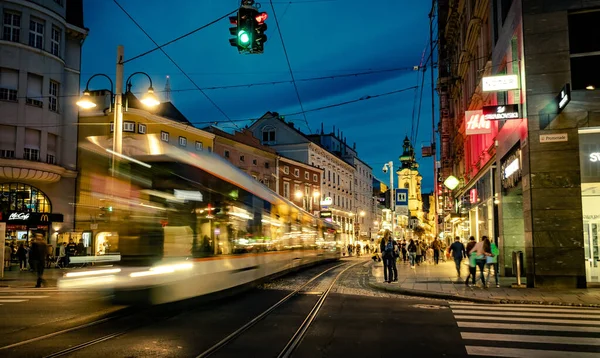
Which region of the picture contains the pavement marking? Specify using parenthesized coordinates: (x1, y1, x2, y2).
(457, 321, 600, 333)
(450, 304, 600, 313)
(452, 309, 600, 319)
(461, 332, 600, 346)
(0, 296, 49, 299)
(465, 346, 600, 357)
(454, 315, 600, 325)
(452, 303, 600, 310)
(0, 299, 27, 303)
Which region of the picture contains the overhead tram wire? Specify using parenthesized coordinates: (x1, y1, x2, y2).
(411, 43, 429, 144)
(112, 0, 240, 129)
(269, 0, 311, 133)
(123, 9, 239, 64)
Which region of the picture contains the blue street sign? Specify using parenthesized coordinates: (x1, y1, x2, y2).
(395, 188, 409, 206)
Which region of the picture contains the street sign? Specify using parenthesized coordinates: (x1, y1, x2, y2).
(395, 206, 409, 216)
(319, 210, 332, 219)
(395, 189, 408, 206)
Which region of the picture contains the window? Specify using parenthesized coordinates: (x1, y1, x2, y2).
(26, 73, 43, 107)
(23, 148, 39, 161)
(49, 81, 58, 112)
(123, 121, 135, 132)
(294, 184, 300, 197)
(264, 162, 270, 169)
(569, 11, 600, 90)
(283, 166, 289, 174)
(304, 172, 309, 180)
(50, 27, 60, 57)
(3, 13, 20, 42)
(294, 168, 300, 177)
(0, 183, 52, 213)
(161, 131, 169, 142)
(0, 150, 15, 158)
(0, 68, 18, 102)
(178, 136, 187, 147)
(283, 182, 290, 198)
(261, 126, 276, 144)
(252, 159, 257, 165)
(29, 18, 44, 49)
(195, 141, 203, 151)
(313, 174, 318, 182)
(138, 123, 146, 134)
(224, 150, 230, 158)
(240, 155, 245, 162)
(46, 154, 55, 164)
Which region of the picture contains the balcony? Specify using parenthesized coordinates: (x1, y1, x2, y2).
(0, 158, 76, 183)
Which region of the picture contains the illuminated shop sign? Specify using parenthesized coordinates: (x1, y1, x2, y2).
(319, 210, 332, 218)
(558, 84, 571, 111)
(501, 149, 522, 190)
(539, 83, 572, 130)
(8, 213, 30, 221)
(482, 75, 519, 92)
(174, 190, 203, 202)
(483, 104, 520, 120)
(320, 197, 333, 206)
(465, 110, 491, 135)
(591, 153, 600, 162)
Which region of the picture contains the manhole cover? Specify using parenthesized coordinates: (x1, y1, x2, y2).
(412, 304, 447, 310)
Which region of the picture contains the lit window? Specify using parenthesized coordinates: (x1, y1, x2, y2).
(51, 27, 61, 57)
(178, 136, 187, 147)
(195, 141, 203, 151)
(3, 13, 20, 43)
(29, 18, 44, 49)
(138, 123, 146, 134)
(161, 131, 169, 142)
(49, 81, 59, 112)
(123, 121, 135, 132)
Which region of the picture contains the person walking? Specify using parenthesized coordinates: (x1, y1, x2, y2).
(448, 236, 466, 278)
(469, 236, 492, 287)
(379, 230, 398, 283)
(29, 231, 48, 288)
(16, 243, 27, 271)
(485, 237, 500, 288)
(4, 243, 12, 271)
(407, 239, 417, 269)
(432, 238, 442, 265)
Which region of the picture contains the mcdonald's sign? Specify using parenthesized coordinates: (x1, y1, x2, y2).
(40, 214, 49, 222)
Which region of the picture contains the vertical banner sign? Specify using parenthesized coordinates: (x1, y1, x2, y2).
(0, 222, 5, 278)
(465, 110, 491, 135)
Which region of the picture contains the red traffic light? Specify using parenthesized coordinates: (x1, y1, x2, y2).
(255, 12, 268, 24)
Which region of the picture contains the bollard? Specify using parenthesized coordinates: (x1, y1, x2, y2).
(511, 250, 526, 288)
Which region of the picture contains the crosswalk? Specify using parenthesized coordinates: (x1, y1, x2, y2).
(0, 294, 48, 305)
(450, 302, 600, 357)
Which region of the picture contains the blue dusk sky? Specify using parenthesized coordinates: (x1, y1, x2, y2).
(81, 0, 437, 191)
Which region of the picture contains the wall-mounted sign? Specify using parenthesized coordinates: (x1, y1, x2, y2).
(1, 212, 64, 223)
(319, 210, 332, 218)
(539, 83, 571, 130)
(540, 133, 568, 143)
(9, 213, 30, 221)
(469, 189, 478, 204)
(482, 75, 519, 92)
(320, 197, 333, 206)
(465, 110, 491, 135)
(501, 149, 522, 190)
(558, 84, 571, 111)
(483, 104, 520, 120)
(590, 153, 600, 162)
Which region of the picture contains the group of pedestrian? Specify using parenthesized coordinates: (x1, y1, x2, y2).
(346, 242, 376, 257)
(447, 235, 500, 288)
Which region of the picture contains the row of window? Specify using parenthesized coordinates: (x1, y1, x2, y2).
(109, 121, 211, 152)
(2, 11, 62, 57)
(281, 165, 318, 182)
(0, 148, 55, 164)
(223, 150, 271, 169)
(0, 67, 60, 112)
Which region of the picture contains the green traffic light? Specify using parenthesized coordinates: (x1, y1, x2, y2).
(238, 30, 251, 45)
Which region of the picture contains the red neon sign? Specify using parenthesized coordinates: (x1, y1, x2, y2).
(255, 12, 268, 24)
(469, 188, 478, 204)
(465, 110, 491, 135)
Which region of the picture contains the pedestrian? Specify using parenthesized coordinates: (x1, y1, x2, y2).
(29, 231, 48, 288)
(4, 243, 12, 271)
(415, 240, 422, 265)
(485, 237, 500, 288)
(407, 239, 417, 269)
(16, 243, 27, 271)
(469, 236, 491, 287)
(379, 230, 398, 283)
(401, 240, 407, 262)
(432, 238, 442, 264)
(448, 236, 466, 278)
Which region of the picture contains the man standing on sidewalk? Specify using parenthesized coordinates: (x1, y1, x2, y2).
(448, 236, 466, 278)
(29, 231, 47, 288)
(432, 238, 442, 264)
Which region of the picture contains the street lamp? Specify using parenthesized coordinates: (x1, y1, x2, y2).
(383, 161, 395, 236)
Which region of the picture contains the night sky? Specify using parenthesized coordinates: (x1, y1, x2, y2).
(81, 0, 436, 190)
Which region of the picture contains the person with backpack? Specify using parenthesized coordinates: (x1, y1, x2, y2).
(379, 230, 398, 283)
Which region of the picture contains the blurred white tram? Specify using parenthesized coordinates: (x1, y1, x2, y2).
(59, 134, 342, 304)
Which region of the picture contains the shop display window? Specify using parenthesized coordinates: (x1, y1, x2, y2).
(0, 183, 51, 213)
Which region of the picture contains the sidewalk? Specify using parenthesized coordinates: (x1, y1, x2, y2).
(0, 266, 67, 288)
(368, 258, 600, 307)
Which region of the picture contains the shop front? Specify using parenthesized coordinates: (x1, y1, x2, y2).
(0, 211, 64, 246)
(579, 128, 600, 284)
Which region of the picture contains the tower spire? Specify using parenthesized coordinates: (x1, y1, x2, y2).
(164, 75, 171, 102)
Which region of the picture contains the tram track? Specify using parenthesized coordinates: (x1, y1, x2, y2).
(196, 260, 365, 358)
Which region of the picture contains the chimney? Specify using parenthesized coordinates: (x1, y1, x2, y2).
(337, 128, 340, 138)
(321, 122, 324, 134)
(353, 142, 356, 150)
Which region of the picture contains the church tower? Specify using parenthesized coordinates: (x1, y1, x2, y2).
(397, 136, 424, 223)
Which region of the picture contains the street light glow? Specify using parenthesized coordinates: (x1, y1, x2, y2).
(76, 91, 97, 109)
(294, 191, 303, 199)
(359, 211, 366, 217)
(312, 191, 320, 198)
(140, 87, 160, 107)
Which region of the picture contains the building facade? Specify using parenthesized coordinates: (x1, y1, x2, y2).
(438, 0, 600, 288)
(277, 156, 322, 213)
(248, 112, 357, 244)
(0, 0, 87, 247)
(204, 126, 278, 192)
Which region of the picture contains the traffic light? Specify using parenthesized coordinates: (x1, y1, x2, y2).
(228, 4, 268, 54)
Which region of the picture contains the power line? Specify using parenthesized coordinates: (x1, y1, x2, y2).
(269, 0, 311, 134)
(123, 9, 239, 64)
(112, 0, 239, 129)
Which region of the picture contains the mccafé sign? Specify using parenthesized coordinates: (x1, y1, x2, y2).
(465, 110, 491, 135)
(483, 104, 520, 120)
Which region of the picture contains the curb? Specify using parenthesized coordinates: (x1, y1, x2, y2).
(366, 263, 600, 308)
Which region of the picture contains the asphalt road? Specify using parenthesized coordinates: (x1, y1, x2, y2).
(3, 260, 596, 357)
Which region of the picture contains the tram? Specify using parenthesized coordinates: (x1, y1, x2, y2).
(58, 134, 342, 304)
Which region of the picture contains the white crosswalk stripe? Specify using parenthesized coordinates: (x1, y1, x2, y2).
(450, 303, 600, 357)
(0, 295, 48, 305)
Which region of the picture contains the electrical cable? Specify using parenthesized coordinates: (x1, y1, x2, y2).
(112, 0, 240, 129)
(269, 0, 311, 134)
